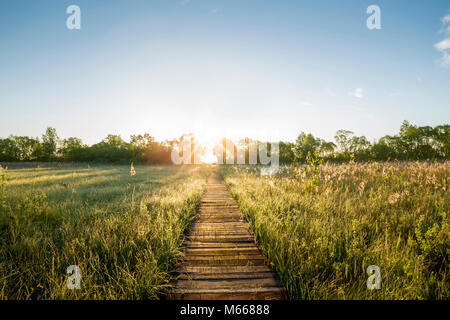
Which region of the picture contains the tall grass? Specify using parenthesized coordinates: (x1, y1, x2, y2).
(220, 162, 449, 299)
(0, 164, 210, 299)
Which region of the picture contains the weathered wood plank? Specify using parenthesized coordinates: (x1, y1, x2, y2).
(167, 287, 284, 300)
(172, 271, 276, 280)
(182, 241, 257, 248)
(182, 247, 261, 255)
(175, 265, 273, 274)
(174, 278, 280, 289)
(167, 170, 284, 300)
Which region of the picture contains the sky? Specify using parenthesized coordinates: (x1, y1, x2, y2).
(0, 0, 449, 145)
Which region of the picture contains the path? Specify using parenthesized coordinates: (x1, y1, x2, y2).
(167, 169, 285, 300)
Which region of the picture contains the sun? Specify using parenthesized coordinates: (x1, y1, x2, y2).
(200, 150, 218, 164)
(194, 134, 219, 164)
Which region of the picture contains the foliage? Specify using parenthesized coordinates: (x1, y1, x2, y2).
(0, 127, 174, 164)
(0, 165, 210, 299)
(41, 127, 59, 161)
(0, 121, 448, 164)
(301, 151, 323, 187)
(221, 161, 449, 299)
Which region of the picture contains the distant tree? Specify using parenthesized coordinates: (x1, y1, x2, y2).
(41, 127, 59, 161)
(0, 136, 41, 161)
(1, 121, 448, 164)
(334, 130, 371, 161)
(130, 134, 156, 162)
(293, 132, 320, 162)
(61, 137, 85, 161)
(87, 135, 131, 162)
(349, 135, 371, 160)
(0, 137, 16, 161)
(395, 121, 442, 160)
(279, 141, 295, 164)
(371, 136, 395, 160)
(434, 124, 450, 158)
(317, 140, 336, 159)
(334, 130, 354, 159)
(149, 140, 173, 164)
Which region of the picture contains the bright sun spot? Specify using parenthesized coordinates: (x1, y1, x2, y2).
(195, 135, 219, 164)
(200, 149, 218, 164)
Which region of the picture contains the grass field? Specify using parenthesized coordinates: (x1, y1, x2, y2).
(1, 162, 448, 300)
(220, 162, 449, 299)
(0, 164, 210, 299)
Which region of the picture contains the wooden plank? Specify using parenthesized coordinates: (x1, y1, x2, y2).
(182, 241, 257, 248)
(174, 278, 280, 289)
(182, 247, 261, 256)
(189, 231, 251, 236)
(182, 258, 266, 267)
(168, 169, 285, 300)
(175, 266, 273, 274)
(186, 235, 255, 242)
(167, 287, 284, 300)
(173, 271, 277, 280)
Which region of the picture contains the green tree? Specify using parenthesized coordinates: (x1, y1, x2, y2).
(61, 137, 84, 161)
(41, 127, 59, 161)
(334, 129, 353, 159)
(317, 140, 336, 159)
(279, 141, 295, 164)
(293, 132, 320, 162)
(130, 134, 158, 163)
(434, 124, 450, 158)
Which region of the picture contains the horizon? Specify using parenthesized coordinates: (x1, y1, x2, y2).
(0, 119, 446, 147)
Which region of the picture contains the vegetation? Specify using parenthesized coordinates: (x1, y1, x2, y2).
(0, 164, 210, 299)
(220, 162, 449, 299)
(1, 121, 448, 165)
(0, 119, 448, 300)
(0, 130, 176, 164)
(235, 121, 449, 164)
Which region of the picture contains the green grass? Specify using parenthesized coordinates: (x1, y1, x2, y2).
(0, 164, 210, 299)
(220, 162, 449, 300)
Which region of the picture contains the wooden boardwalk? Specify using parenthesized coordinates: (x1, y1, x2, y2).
(167, 170, 285, 300)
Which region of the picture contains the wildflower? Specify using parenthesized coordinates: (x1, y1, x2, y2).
(130, 162, 136, 176)
(358, 181, 365, 196)
(388, 193, 400, 204)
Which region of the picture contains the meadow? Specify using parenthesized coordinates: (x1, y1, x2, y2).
(1, 161, 448, 300)
(0, 164, 210, 299)
(220, 161, 449, 299)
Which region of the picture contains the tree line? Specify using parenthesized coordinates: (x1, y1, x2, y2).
(233, 120, 449, 163)
(0, 128, 174, 164)
(0, 121, 448, 164)
(279, 121, 449, 163)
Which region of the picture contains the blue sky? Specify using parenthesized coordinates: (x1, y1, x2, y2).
(0, 0, 449, 145)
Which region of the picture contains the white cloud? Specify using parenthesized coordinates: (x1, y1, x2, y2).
(443, 14, 450, 23)
(434, 38, 450, 68)
(441, 14, 450, 33)
(350, 88, 364, 99)
(211, 7, 221, 14)
(180, 0, 190, 6)
(300, 101, 314, 107)
(441, 51, 450, 67)
(436, 13, 450, 67)
(435, 38, 450, 51)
